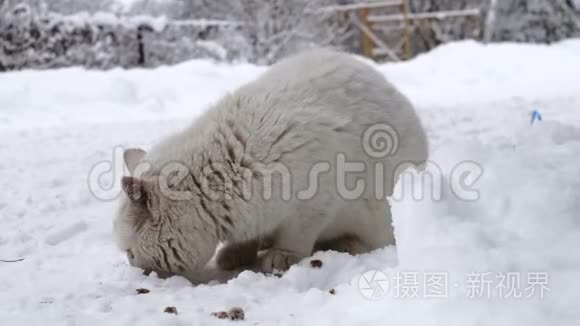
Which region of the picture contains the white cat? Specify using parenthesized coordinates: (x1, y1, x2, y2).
(113, 49, 428, 283)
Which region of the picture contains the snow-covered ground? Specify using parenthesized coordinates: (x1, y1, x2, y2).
(1, 40, 580, 325)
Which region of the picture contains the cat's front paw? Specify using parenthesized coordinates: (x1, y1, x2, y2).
(258, 248, 303, 273)
(215, 240, 259, 271)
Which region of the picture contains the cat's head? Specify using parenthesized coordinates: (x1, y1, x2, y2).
(113, 148, 216, 279)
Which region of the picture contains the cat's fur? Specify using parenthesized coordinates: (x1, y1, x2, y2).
(113, 49, 428, 283)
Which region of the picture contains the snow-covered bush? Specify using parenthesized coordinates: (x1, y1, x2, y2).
(0, 5, 232, 71)
(1, 0, 580, 71)
(407, 0, 580, 48)
(0, 0, 353, 70)
(129, 0, 354, 64)
(491, 0, 580, 43)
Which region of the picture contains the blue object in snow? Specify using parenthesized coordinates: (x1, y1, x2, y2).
(531, 110, 543, 125)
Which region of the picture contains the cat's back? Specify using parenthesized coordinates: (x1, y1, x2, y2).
(227, 49, 427, 165)
(238, 49, 386, 102)
(151, 49, 426, 172)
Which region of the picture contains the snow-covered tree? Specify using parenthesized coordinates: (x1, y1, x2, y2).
(129, 0, 350, 64)
(491, 0, 580, 43)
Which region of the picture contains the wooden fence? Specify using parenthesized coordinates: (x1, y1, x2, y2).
(319, 0, 482, 61)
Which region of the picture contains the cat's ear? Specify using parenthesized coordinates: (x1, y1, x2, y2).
(121, 176, 149, 205)
(123, 148, 146, 174)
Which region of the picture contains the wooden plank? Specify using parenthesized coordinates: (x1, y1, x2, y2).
(360, 8, 374, 58)
(372, 47, 396, 57)
(372, 24, 407, 31)
(401, 0, 412, 59)
(349, 12, 400, 61)
(368, 8, 481, 24)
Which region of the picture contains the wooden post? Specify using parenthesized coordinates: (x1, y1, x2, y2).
(474, 9, 482, 40)
(360, 8, 374, 58)
(136, 28, 146, 67)
(136, 24, 154, 67)
(401, 0, 412, 60)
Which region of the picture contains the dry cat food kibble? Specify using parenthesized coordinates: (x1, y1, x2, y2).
(136, 288, 150, 294)
(212, 311, 229, 319)
(310, 259, 323, 268)
(164, 307, 178, 315)
(212, 307, 245, 321)
(228, 307, 245, 320)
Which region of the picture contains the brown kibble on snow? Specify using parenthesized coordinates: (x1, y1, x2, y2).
(136, 288, 150, 295)
(310, 259, 323, 268)
(164, 306, 178, 315)
(212, 311, 229, 319)
(228, 307, 245, 320)
(212, 307, 245, 321)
